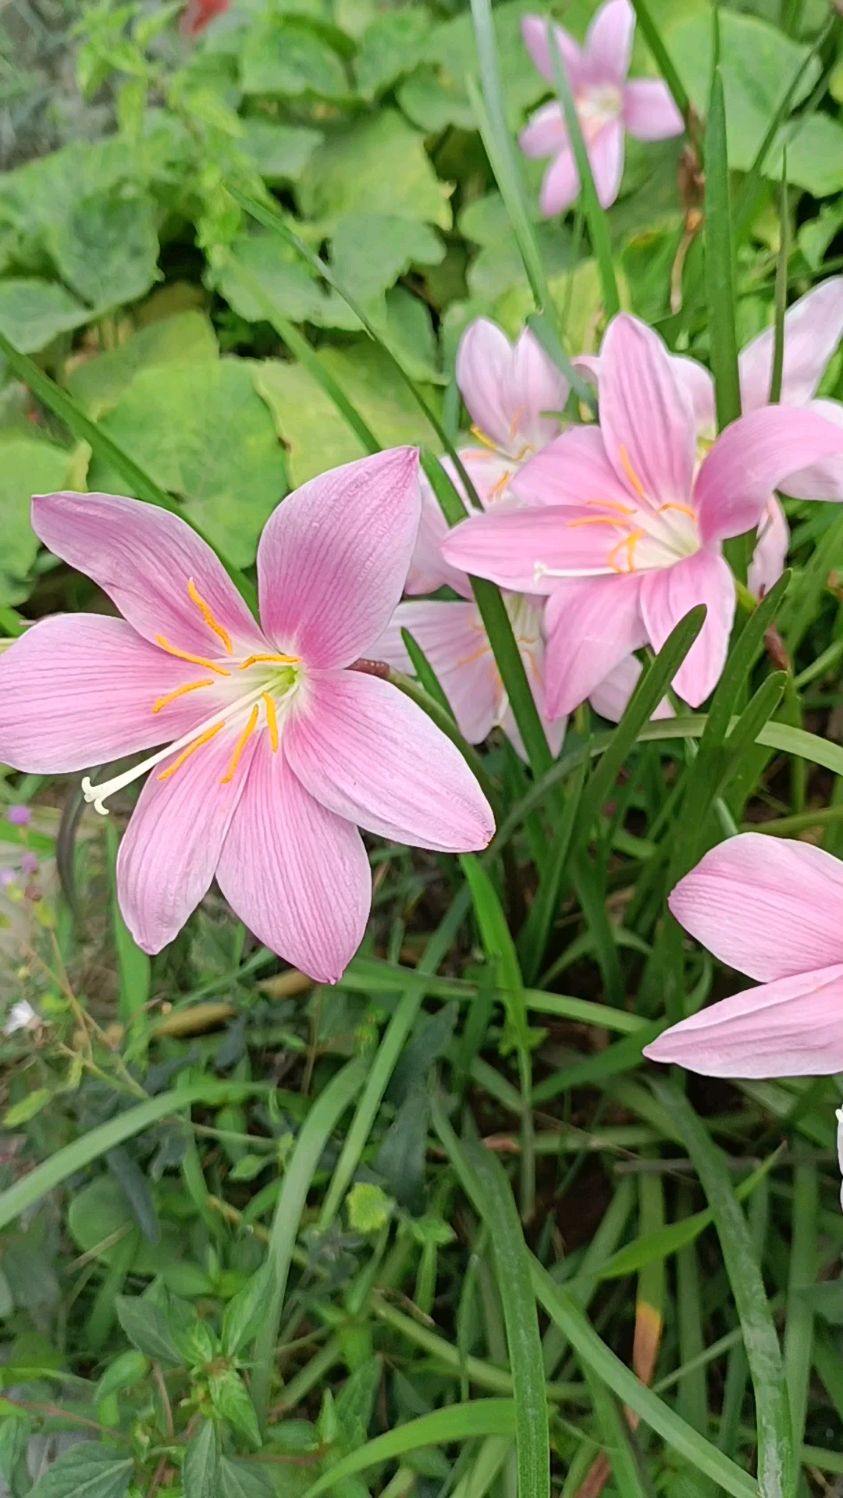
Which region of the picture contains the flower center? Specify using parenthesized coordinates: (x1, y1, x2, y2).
(81, 579, 302, 816)
(577, 83, 622, 140)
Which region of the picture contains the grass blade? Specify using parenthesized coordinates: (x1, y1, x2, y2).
(301, 1402, 516, 1498)
(704, 67, 741, 433)
(630, 0, 691, 119)
(653, 1081, 794, 1498)
(252, 1056, 366, 1428)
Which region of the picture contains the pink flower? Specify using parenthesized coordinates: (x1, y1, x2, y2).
(0, 453, 494, 982)
(644, 833, 843, 1078)
(441, 314, 843, 713)
(520, 0, 683, 218)
(666, 276, 843, 595)
(407, 318, 569, 595)
(374, 594, 567, 761)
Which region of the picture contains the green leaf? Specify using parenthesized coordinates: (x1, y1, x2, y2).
(45, 194, 159, 313)
(0, 434, 71, 601)
(705, 66, 741, 435)
(210, 1369, 262, 1448)
(94, 1350, 149, 1402)
(355, 10, 429, 96)
(0, 279, 88, 352)
(297, 110, 453, 231)
(67, 1176, 181, 1274)
(65, 310, 218, 417)
(300, 1402, 516, 1498)
(241, 16, 349, 99)
(215, 233, 359, 330)
(3, 1088, 52, 1128)
(654, 1082, 794, 1498)
(239, 119, 324, 185)
(767, 113, 843, 197)
(253, 343, 440, 485)
(221, 1267, 272, 1359)
(331, 214, 444, 305)
(184, 1421, 220, 1498)
(346, 1181, 392, 1235)
(463, 1144, 550, 1498)
(29, 1442, 133, 1498)
(115, 1292, 185, 1366)
(219, 1458, 274, 1498)
(91, 359, 285, 567)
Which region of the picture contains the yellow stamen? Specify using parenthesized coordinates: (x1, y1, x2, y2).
(587, 498, 637, 516)
(567, 516, 626, 530)
(152, 678, 215, 714)
(155, 636, 231, 677)
(618, 444, 649, 504)
(469, 424, 501, 454)
(238, 652, 300, 671)
(608, 530, 644, 574)
(488, 467, 514, 501)
(455, 643, 490, 669)
(158, 722, 225, 782)
(187, 578, 233, 655)
(656, 501, 697, 520)
(221, 704, 259, 785)
(508, 406, 526, 442)
(263, 693, 279, 752)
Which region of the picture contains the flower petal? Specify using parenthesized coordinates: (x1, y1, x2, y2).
(512, 329, 570, 451)
(588, 653, 672, 722)
(257, 448, 420, 668)
(598, 315, 697, 511)
(0, 615, 220, 774)
(284, 670, 494, 852)
(622, 78, 683, 140)
(586, 0, 634, 82)
(32, 492, 262, 657)
(520, 102, 568, 159)
(442, 505, 620, 592)
(539, 147, 580, 217)
(668, 831, 843, 982)
(589, 119, 625, 209)
(777, 398, 843, 502)
(372, 600, 500, 745)
(640, 549, 734, 707)
(511, 423, 637, 509)
(747, 498, 789, 597)
(670, 355, 716, 440)
(456, 320, 569, 455)
(216, 744, 371, 984)
(543, 574, 646, 716)
(456, 319, 519, 451)
(739, 276, 843, 411)
(117, 721, 256, 955)
(694, 406, 843, 543)
(643, 964, 843, 1078)
(522, 13, 585, 87)
(406, 461, 474, 598)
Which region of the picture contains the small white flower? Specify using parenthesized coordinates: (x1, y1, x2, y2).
(4, 1000, 38, 1036)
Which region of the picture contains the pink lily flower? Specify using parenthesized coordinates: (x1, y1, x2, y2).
(644, 833, 843, 1078)
(0, 453, 494, 982)
(407, 318, 570, 595)
(374, 594, 567, 762)
(667, 276, 843, 595)
(441, 314, 843, 714)
(520, 0, 683, 218)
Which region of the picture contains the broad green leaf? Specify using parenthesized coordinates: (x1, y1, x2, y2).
(66, 310, 219, 416)
(0, 280, 88, 353)
(253, 342, 440, 485)
(355, 10, 429, 96)
(210, 1368, 262, 1448)
(29, 1442, 133, 1498)
(45, 194, 159, 312)
(666, 10, 818, 171)
(346, 1181, 392, 1234)
(214, 232, 359, 330)
(297, 110, 453, 231)
(184, 1422, 220, 1498)
(331, 213, 444, 305)
(91, 358, 286, 566)
(3, 1088, 52, 1128)
(240, 16, 349, 99)
(0, 138, 135, 235)
(0, 436, 72, 603)
(422, 0, 549, 124)
(221, 1267, 271, 1358)
(767, 113, 843, 197)
(398, 66, 477, 132)
(239, 119, 324, 184)
(115, 1291, 186, 1365)
(68, 1178, 181, 1271)
(219, 1458, 274, 1498)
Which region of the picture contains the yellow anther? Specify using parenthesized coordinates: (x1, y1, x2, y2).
(587, 498, 637, 516)
(469, 424, 502, 454)
(263, 693, 279, 752)
(158, 722, 225, 782)
(656, 501, 697, 520)
(155, 636, 231, 677)
(221, 704, 259, 785)
(488, 468, 514, 501)
(152, 678, 215, 714)
(455, 643, 490, 669)
(238, 652, 300, 671)
(187, 578, 234, 655)
(617, 444, 649, 505)
(567, 515, 626, 530)
(607, 529, 644, 574)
